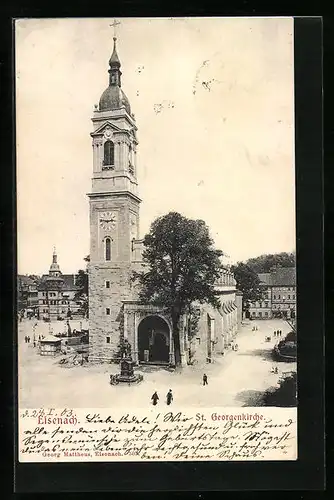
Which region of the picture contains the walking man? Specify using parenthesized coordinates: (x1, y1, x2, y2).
(166, 389, 173, 405)
(203, 373, 208, 386)
(151, 391, 159, 406)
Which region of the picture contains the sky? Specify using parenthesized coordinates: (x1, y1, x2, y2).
(16, 17, 295, 275)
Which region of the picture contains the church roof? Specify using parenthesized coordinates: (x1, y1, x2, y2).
(98, 36, 132, 115)
(109, 37, 121, 67)
(99, 86, 131, 114)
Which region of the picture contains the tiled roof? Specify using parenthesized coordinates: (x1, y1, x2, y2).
(258, 273, 272, 286)
(271, 267, 296, 286)
(38, 273, 79, 291)
(257, 267, 296, 287)
(62, 274, 79, 290)
(18, 275, 37, 287)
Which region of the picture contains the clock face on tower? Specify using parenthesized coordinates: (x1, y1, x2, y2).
(99, 211, 117, 231)
(104, 127, 112, 140)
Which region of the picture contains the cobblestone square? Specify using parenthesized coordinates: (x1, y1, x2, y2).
(18, 318, 296, 408)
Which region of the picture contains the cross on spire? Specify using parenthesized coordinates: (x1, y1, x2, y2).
(110, 19, 121, 39)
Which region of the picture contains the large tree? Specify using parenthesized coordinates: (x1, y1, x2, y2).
(246, 252, 295, 274)
(231, 262, 263, 313)
(75, 265, 89, 318)
(133, 212, 224, 366)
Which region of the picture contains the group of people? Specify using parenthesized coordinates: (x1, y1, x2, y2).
(151, 389, 173, 406)
(151, 374, 210, 405)
(252, 325, 259, 331)
(24, 334, 45, 347)
(274, 330, 283, 337)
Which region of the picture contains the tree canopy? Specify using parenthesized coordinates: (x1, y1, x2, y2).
(75, 264, 89, 318)
(133, 212, 224, 365)
(231, 262, 263, 310)
(246, 252, 295, 274)
(75, 269, 88, 296)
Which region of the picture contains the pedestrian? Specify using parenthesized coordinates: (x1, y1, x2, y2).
(151, 391, 159, 406)
(273, 331, 276, 337)
(27, 336, 30, 343)
(166, 389, 173, 405)
(203, 373, 208, 386)
(234, 344, 238, 351)
(33, 341, 36, 348)
(38, 335, 41, 341)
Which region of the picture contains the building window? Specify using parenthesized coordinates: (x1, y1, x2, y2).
(103, 140, 114, 166)
(278, 295, 281, 299)
(252, 311, 256, 316)
(273, 295, 276, 299)
(105, 238, 111, 261)
(106, 308, 110, 315)
(106, 337, 110, 344)
(288, 295, 290, 299)
(106, 280, 110, 288)
(265, 312, 268, 316)
(259, 311, 262, 317)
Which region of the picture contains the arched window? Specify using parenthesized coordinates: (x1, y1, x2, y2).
(103, 140, 114, 166)
(105, 237, 111, 261)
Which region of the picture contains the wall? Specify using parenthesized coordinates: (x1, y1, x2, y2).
(88, 263, 134, 361)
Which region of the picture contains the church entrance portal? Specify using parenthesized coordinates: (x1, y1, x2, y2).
(138, 316, 170, 364)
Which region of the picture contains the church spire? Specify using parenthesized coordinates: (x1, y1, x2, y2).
(52, 246, 57, 264)
(49, 247, 61, 275)
(109, 37, 121, 68)
(108, 36, 122, 87)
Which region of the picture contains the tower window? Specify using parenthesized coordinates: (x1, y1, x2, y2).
(105, 237, 111, 261)
(105, 280, 110, 288)
(106, 308, 110, 315)
(103, 140, 114, 166)
(106, 336, 110, 344)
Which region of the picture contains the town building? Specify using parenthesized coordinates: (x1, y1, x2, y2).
(37, 249, 82, 321)
(87, 36, 242, 366)
(249, 267, 296, 319)
(17, 275, 39, 313)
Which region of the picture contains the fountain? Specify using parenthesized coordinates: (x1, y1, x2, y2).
(110, 340, 143, 385)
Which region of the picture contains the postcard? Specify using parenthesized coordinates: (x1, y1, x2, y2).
(16, 17, 297, 463)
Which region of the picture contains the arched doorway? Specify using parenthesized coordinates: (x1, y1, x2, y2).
(138, 315, 170, 364)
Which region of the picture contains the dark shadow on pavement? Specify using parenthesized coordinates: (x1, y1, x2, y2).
(237, 348, 275, 361)
(235, 389, 265, 407)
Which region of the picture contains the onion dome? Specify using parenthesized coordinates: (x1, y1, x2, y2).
(99, 37, 131, 115)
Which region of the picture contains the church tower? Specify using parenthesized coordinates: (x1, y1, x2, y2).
(88, 36, 141, 361)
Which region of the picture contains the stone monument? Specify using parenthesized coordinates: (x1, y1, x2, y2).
(110, 340, 143, 385)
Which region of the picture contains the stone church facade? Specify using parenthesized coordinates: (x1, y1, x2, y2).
(88, 37, 242, 366)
